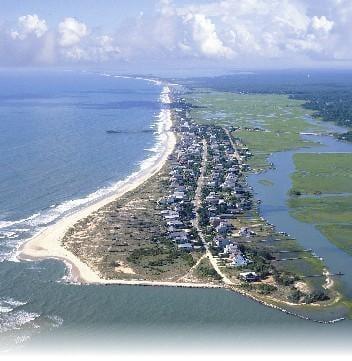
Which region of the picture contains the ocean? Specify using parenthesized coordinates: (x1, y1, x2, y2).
(0, 70, 351, 353)
(0, 70, 162, 260)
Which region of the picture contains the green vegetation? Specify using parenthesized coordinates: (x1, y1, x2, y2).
(127, 242, 196, 272)
(240, 245, 273, 278)
(273, 271, 297, 286)
(184, 88, 341, 305)
(186, 71, 352, 134)
(344, 299, 352, 319)
(236, 129, 313, 170)
(291, 153, 352, 194)
(289, 153, 352, 256)
(289, 196, 352, 224)
(318, 224, 352, 256)
(186, 90, 318, 171)
(188, 91, 317, 130)
(257, 284, 277, 295)
(288, 289, 329, 304)
(272, 253, 327, 294)
(196, 258, 222, 281)
(288, 289, 304, 303)
(295, 92, 352, 130)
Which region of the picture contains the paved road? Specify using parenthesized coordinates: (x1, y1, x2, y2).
(192, 138, 233, 286)
(223, 127, 242, 163)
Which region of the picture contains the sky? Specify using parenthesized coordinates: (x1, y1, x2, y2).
(0, 0, 352, 72)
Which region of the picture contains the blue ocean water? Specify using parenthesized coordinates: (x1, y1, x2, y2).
(0, 70, 162, 260)
(0, 70, 351, 353)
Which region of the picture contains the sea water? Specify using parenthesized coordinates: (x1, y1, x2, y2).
(0, 70, 351, 353)
(0, 69, 162, 259)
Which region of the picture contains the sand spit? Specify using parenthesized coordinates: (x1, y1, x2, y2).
(18, 85, 176, 285)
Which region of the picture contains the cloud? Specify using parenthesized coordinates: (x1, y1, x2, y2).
(184, 13, 234, 58)
(11, 14, 48, 40)
(157, 0, 176, 16)
(311, 15, 334, 33)
(1, 1, 352, 67)
(95, 35, 120, 59)
(171, 0, 345, 63)
(1, 14, 120, 65)
(58, 17, 88, 47)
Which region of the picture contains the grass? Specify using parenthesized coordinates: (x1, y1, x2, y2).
(231, 212, 328, 291)
(189, 91, 313, 127)
(291, 153, 352, 194)
(289, 196, 352, 224)
(235, 129, 314, 170)
(343, 299, 352, 319)
(289, 153, 352, 256)
(63, 163, 203, 281)
(236, 127, 311, 152)
(195, 257, 222, 281)
(187, 91, 319, 130)
(186, 90, 319, 171)
(186, 89, 343, 301)
(318, 224, 352, 256)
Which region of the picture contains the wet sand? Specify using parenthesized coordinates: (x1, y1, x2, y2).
(18, 86, 177, 285)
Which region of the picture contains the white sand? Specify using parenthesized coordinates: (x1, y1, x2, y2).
(18, 85, 179, 285)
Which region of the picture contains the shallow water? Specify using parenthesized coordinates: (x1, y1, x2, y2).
(1, 259, 352, 353)
(0, 72, 351, 352)
(248, 118, 352, 298)
(0, 70, 162, 260)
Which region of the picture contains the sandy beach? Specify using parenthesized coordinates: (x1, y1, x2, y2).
(18, 85, 177, 285)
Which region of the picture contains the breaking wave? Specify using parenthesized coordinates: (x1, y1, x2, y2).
(0, 77, 171, 264)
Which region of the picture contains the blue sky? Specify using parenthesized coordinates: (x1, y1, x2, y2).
(0, 0, 155, 30)
(0, 0, 351, 70)
(0, 0, 212, 30)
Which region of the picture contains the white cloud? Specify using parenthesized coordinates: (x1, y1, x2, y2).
(2, 1, 352, 67)
(58, 17, 88, 47)
(185, 13, 234, 58)
(311, 15, 334, 33)
(98, 35, 120, 54)
(61, 46, 87, 61)
(170, 0, 348, 62)
(11, 14, 48, 40)
(157, 0, 176, 16)
(91, 35, 120, 61)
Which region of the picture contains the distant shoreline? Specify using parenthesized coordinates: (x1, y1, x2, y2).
(15, 81, 346, 325)
(17, 84, 177, 284)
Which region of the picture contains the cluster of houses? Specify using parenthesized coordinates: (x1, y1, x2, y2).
(157, 97, 263, 282)
(219, 241, 249, 267)
(159, 113, 205, 252)
(196, 126, 262, 278)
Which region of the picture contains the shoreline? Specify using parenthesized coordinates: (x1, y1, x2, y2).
(15, 82, 347, 324)
(17, 84, 176, 284)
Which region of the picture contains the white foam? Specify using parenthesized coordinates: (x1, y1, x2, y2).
(0, 298, 31, 331)
(0, 310, 39, 333)
(15, 335, 31, 344)
(58, 259, 74, 283)
(46, 314, 64, 328)
(0, 297, 27, 313)
(2, 77, 173, 264)
(0, 306, 13, 313)
(0, 213, 40, 230)
(113, 74, 162, 86)
(0, 231, 18, 239)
